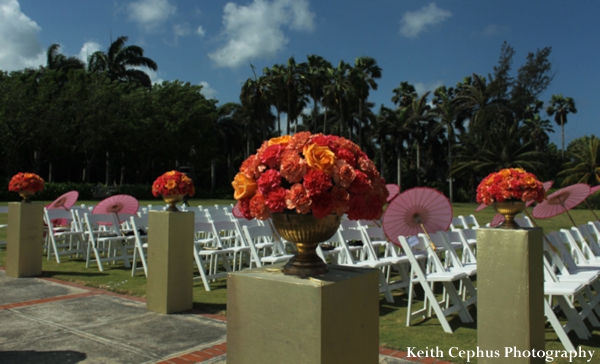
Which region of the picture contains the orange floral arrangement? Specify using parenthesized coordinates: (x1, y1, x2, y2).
(152, 171, 195, 197)
(8, 172, 45, 193)
(476, 168, 545, 205)
(232, 132, 389, 220)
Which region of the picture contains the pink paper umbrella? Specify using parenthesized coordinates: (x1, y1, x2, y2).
(93, 194, 140, 224)
(46, 190, 79, 210)
(232, 202, 245, 219)
(526, 181, 554, 207)
(386, 184, 400, 202)
(45, 190, 79, 226)
(383, 187, 452, 247)
(533, 183, 590, 226)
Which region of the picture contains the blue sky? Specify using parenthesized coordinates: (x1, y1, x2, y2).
(1, 0, 598, 147)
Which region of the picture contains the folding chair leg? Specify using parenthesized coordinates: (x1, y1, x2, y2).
(544, 300, 577, 351)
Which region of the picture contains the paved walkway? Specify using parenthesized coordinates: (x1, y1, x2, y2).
(0, 269, 450, 363)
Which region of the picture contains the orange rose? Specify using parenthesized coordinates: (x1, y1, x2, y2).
(268, 135, 291, 146)
(303, 143, 336, 175)
(232, 172, 257, 200)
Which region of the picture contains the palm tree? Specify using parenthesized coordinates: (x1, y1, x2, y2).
(559, 135, 600, 186)
(406, 92, 437, 186)
(376, 105, 411, 187)
(299, 55, 332, 132)
(281, 57, 306, 134)
(88, 36, 158, 87)
(240, 73, 274, 156)
(432, 86, 464, 201)
(262, 64, 286, 135)
(352, 56, 381, 147)
(44, 44, 85, 72)
(391, 81, 417, 108)
(546, 94, 577, 158)
(323, 61, 355, 137)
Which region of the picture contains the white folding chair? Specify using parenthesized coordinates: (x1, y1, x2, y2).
(83, 213, 133, 271)
(43, 208, 86, 263)
(398, 235, 476, 333)
(193, 221, 236, 291)
(449, 217, 466, 231)
(241, 224, 292, 267)
(129, 214, 149, 277)
(459, 215, 480, 229)
(212, 220, 251, 271)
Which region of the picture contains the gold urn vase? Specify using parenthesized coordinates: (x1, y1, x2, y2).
(493, 200, 526, 229)
(270, 212, 341, 277)
(18, 190, 36, 203)
(162, 194, 184, 212)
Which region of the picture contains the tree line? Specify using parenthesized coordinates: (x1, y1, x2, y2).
(0, 38, 595, 201)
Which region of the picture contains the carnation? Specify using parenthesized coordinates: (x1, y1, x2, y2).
(476, 168, 545, 205)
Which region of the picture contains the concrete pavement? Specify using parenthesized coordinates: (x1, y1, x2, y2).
(0, 269, 446, 363)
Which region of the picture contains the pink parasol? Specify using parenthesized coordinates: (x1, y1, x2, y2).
(45, 190, 79, 226)
(386, 184, 401, 202)
(489, 214, 505, 227)
(383, 187, 452, 247)
(532, 183, 590, 226)
(476, 180, 553, 212)
(46, 190, 79, 210)
(526, 181, 554, 207)
(232, 202, 245, 219)
(93, 194, 139, 223)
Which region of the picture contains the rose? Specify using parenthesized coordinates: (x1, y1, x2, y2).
(303, 143, 336, 175)
(232, 173, 257, 200)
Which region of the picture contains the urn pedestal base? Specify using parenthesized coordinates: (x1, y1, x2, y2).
(146, 210, 194, 314)
(227, 264, 379, 364)
(477, 227, 545, 363)
(6, 202, 44, 278)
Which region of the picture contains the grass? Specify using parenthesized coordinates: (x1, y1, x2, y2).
(1, 200, 599, 363)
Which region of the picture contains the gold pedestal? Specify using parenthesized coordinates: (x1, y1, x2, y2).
(6, 202, 44, 278)
(146, 211, 194, 314)
(477, 228, 545, 363)
(227, 265, 379, 364)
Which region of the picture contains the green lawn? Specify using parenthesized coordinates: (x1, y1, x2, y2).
(0, 200, 599, 363)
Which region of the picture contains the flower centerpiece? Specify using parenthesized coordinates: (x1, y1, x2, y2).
(8, 172, 45, 203)
(152, 171, 195, 211)
(476, 168, 545, 228)
(232, 132, 388, 276)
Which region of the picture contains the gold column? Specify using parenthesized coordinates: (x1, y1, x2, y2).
(6, 202, 44, 278)
(477, 228, 545, 364)
(227, 265, 379, 364)
(146, 210, 194, 314)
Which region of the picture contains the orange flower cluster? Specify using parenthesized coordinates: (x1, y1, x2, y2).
(8, 172, 45, 193)
(232, 132, 389, 220)
(476, 168, 545, 205)
(152, 171, 195, 197)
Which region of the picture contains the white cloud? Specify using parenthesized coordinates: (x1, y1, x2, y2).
(77, 41, 102, 64)
(127, 0, 176, 32)
(0, 0, 45, 71)
(413, 80, 444, 98)
(173, 22, 190, 37)
(208, 0, 315, 68)
(199, 81, 217, 99)
(196, 25, 206, 37)
(400, 3, 451, 39)
(481, 24, 509, 37)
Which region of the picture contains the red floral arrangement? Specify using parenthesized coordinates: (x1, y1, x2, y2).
(232, 132, 389, 220)
(8, 172, 45, 193)
(476, 168, 545, 205)
(152, 171, 195, 197)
